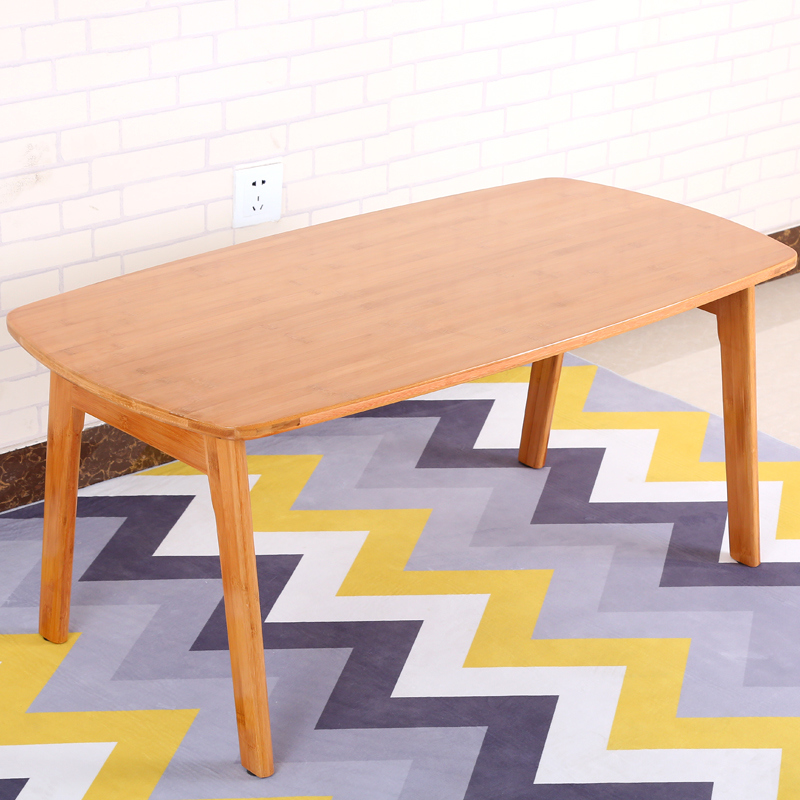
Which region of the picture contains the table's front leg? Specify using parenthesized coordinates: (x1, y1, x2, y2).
(205, 436, 274, 777)
(714, 286, 760, 567)
(519, 353, 563, 468)
(40, 372, 85, 644)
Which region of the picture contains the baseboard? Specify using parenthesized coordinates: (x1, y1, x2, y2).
(2, 223, 799, 514)
(0, 424, 174, 513)
(769, 225, 800, 278)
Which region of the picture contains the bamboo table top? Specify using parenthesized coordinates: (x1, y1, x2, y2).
(7, 178, 797, 440)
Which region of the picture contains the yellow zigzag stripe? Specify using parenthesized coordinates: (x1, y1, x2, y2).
(487, 364, 800, 539)
(0, 634, 196, 800)
(148, 364, 800, 795)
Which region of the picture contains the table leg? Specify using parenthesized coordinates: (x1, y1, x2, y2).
(40, 373, 84, 644)
(205, 436, 274, 777)
(519, 353, 564, 468)
(715, 286, 760, 567)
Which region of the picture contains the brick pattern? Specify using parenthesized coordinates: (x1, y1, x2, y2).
(1, 0, 800, 453)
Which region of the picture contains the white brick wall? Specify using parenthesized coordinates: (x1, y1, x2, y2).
(2, 0, 800, 452)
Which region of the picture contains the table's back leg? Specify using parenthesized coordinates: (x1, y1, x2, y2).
(40, 372, 85, 643)
(519, 353, 564, 468)
(714, 286, 760, 567)
(205, 435, 274, 778)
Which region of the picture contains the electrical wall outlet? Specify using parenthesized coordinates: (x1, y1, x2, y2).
(233, 159, 283, 228)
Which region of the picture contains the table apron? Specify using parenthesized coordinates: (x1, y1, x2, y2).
(70, 382, 208, 473)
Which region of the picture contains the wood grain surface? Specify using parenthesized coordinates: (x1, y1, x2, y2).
(205, 435, 274, 777)
(518, 352, 563, 469)
(715, 287, 761, 567)
(7, 178, 796, 440)
(39, 373, 84, 644)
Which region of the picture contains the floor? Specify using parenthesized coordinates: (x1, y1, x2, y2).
(573, 271, 800, 449)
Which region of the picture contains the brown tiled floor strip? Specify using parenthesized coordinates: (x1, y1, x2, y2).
(0, 424, 173, 513)
(769, 226, 800, 279)
(2, 224, 799, 514)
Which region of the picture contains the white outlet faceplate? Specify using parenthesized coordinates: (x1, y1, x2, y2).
(233, 159, 283, 228)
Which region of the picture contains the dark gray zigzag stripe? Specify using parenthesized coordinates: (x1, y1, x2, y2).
(0, 780, 28, 800)
(257, 410, 800, 704)
(356, 398, 800, 586)
(1, 502, 486, 799)
(534, 447, 800, 586)
(529, 784, 712, 799)
(195, 609, 710, 800)
(192, 541, 716, 800)
(200, 616, 556, 798)
(4, 492, 717, 799)
(355, 399, 523, 469)
(193, 568, 560, 798)
(3, 394, 784, 788)
(6, 496, 302, 593)
(8, 495, 562, 797)
(282, 410, 800, 701)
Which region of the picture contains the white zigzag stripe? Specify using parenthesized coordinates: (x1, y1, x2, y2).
(420, 382, 732, 502)
(80, 473, 259, 558)
(421, 382, 800, 563)
(77, 380, 800, 563)
(260, 530, 780, 798)
(0, 742, 115, 799)
(82, 472, 782, 797)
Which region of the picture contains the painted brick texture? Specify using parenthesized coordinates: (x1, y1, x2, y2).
(1, 0, 800, 451)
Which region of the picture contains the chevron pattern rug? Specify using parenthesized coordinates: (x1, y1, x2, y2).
(3, 354, 800, 800)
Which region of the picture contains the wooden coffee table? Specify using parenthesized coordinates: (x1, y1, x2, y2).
(7, 178, 796, 777)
